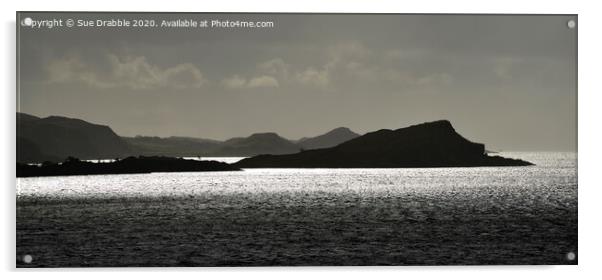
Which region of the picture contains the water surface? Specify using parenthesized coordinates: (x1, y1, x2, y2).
(16, 152, 577, 266)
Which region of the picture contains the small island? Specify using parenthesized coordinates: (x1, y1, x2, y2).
(17, 156, 240, 177)
(234, 120, 533, 168)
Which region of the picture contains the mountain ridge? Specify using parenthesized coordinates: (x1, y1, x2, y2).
(17, 113, 361, 162)
(17, 114, 531, 167)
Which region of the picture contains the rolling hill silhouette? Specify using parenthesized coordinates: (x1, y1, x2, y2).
(17, 113, 131, 163)
(297, 127, 360, 150)
(212, 132, 301, 156)
(17, 113, 363, 162)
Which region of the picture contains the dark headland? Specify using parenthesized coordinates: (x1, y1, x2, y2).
(234, 120, 533, 168)
(17, 156, 240, 178)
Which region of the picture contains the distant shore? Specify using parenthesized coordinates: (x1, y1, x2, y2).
(17, 156, 240, 177)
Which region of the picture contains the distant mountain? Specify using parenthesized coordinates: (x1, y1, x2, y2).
(298, 127, 360, 150)
(234, 120, 533, 168)
(125, 128, 361, 157)
(123, 136, 222, 157)
(17, 112, 365, 161)
(23, 113, 525, 168)
(211, 132, 301, 156)
(17, 113, 131, 163)
(125, 133, 301, 157)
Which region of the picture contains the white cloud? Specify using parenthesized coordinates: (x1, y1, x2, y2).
(221, 74, 279, 89)
(286, 42, 453, 89)
(257, 57, 332, 88)
(46, 54, 207, 90)
(240, 43, 451, 90)
(248, 75, 279, 88)
(290, 42, 377, 88)
(257, 58, 290, 78)
(294, 67, 330, 87)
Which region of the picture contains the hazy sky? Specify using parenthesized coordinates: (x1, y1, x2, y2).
(18, 13, 577, 151)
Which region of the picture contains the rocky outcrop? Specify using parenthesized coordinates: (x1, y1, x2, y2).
(234, 120, 533, 168)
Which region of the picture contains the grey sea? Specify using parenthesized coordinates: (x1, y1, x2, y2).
(16, 152, 577, 267)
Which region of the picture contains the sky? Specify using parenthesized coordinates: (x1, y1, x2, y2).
(18, 13, 577, 151)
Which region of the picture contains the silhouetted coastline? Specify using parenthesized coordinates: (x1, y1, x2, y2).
(17, 156, 240, 178)
(235, 120, 534, 168)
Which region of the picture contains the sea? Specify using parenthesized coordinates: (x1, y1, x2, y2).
(16, 152, 577, 267)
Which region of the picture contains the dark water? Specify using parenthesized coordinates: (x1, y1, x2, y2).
(16, 152, 577, 267)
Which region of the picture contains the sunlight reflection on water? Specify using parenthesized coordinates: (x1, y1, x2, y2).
(16, 152, 577, 266)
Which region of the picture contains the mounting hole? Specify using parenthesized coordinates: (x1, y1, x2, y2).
(567, 20, 576, 29)
(21, 17, 32, 27)
(566, 251, 576, 261)
(23, 254, 33, 264)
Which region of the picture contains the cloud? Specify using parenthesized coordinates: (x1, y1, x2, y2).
(296, 42, 454, 89)
(46, 54, 207, 90)
(46, 55, 100, 86)
(248, 75, 279, 88)
(253, 42, 370, 89)
(294, 67, 330, 87)
(257, 58, 290, 78)
(221, 74, 279, 89)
